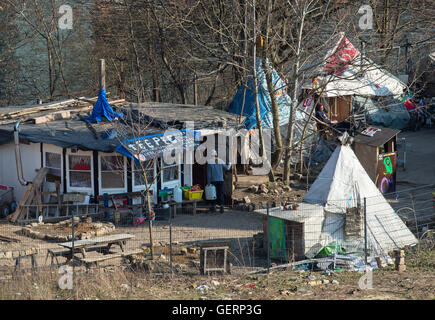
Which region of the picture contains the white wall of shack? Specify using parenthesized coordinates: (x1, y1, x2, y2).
(0, 142, 194, 204)
(0, 142, 41, 200)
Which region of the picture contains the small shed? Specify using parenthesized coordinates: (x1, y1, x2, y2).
(353, 126, 401, 194)
(255, 203, 324, 262)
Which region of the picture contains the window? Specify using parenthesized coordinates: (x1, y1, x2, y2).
(100, 155, 125, 189)
(68, 154, 92, 188)
(162, 159, 179, 183)
(45, 152, 61, 182)
(134, 159, 155, 187)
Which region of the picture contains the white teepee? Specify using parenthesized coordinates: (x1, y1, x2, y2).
(303, 144, 418, 255)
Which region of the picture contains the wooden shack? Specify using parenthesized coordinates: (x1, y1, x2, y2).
(353, 126, 401, 194)
(256, 204, 325, 263)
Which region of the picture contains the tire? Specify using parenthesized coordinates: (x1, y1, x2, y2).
(10, 201, 17, 213)
(1, 203, 10, 218)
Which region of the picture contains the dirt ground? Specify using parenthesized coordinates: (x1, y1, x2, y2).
(0, 252, 433, 300)
(396, 127, 435, 186)
(0, 210, 265, 270)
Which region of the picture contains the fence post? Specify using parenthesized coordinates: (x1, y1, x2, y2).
(266, 202, 270, 274)
(364, 197, 368, 266)
(71, 205, 75, 288)
(169, 205, 173, 278)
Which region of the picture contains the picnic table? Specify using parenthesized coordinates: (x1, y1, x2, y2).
(48, 233, 142, 268)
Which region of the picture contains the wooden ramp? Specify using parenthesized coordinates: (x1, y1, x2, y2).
(8, 168, 49, 223)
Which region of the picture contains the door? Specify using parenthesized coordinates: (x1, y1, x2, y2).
(336, 96, 352, 122)
(377, 152, 397, 194)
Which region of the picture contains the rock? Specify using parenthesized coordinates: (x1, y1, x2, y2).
(174, 264, 186, 272)
(92, 223, 103, 230)
(282, 185, 292, 192)
(332, 280, 339, 285)
(309, 280, 322, 286)
(260, 184, 269, 194)
(248, 185, 259, 193)
(243, 196, 251, 204)
(121, 284, 130, 290)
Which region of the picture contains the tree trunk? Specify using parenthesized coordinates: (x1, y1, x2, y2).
(262, 0, 283, 176)
(283, 5, 305, 183)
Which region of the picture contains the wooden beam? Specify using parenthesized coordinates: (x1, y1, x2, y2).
(33, 111, 71, 124)
(99, 59, 106, 91)
(0, 99, 77, 120)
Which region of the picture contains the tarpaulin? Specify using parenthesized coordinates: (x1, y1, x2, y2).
(87, 89, 124, 123)
(353, 95, 410, 130)
(226, 58, 291, 130)
(226, 59, 316, 164)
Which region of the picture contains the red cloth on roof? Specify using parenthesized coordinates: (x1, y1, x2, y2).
(404, 99, 416, 111)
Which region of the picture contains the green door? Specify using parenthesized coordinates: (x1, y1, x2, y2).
(268, 217, 286, 260)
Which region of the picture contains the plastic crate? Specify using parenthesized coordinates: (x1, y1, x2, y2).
(184, 190, 204, 200)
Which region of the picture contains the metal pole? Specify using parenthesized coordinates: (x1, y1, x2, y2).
(266, 202, 270, 274)
(364, 197, 368, 266)
(71, 205, 75, 288)
(169, 205, 173, 278)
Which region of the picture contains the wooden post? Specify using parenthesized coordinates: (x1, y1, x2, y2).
(193, 73, 198, 105)
(120, 60, 126, 99)
(99, 59, 106, 91)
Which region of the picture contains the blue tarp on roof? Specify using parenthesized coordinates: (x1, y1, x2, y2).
(226, 59, 291, 129)
(353, 95, 410, 130)
(87, 89, 124, 123)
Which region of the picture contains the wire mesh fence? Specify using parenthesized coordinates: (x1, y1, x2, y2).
(0, 186, 433, 292)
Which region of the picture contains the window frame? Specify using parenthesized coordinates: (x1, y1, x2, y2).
(98, 152, 127, 195)
(132, 158, 157, 203)
(42, 144, 63, 189)
(160, 154, 181, 189)
(66, 149, 94, 195)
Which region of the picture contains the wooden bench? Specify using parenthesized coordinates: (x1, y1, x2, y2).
(181, 199, 203, 215)
(78, 248, 143, 268)
(46, 245, 114, 266)
(15, 253, 38, 271)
